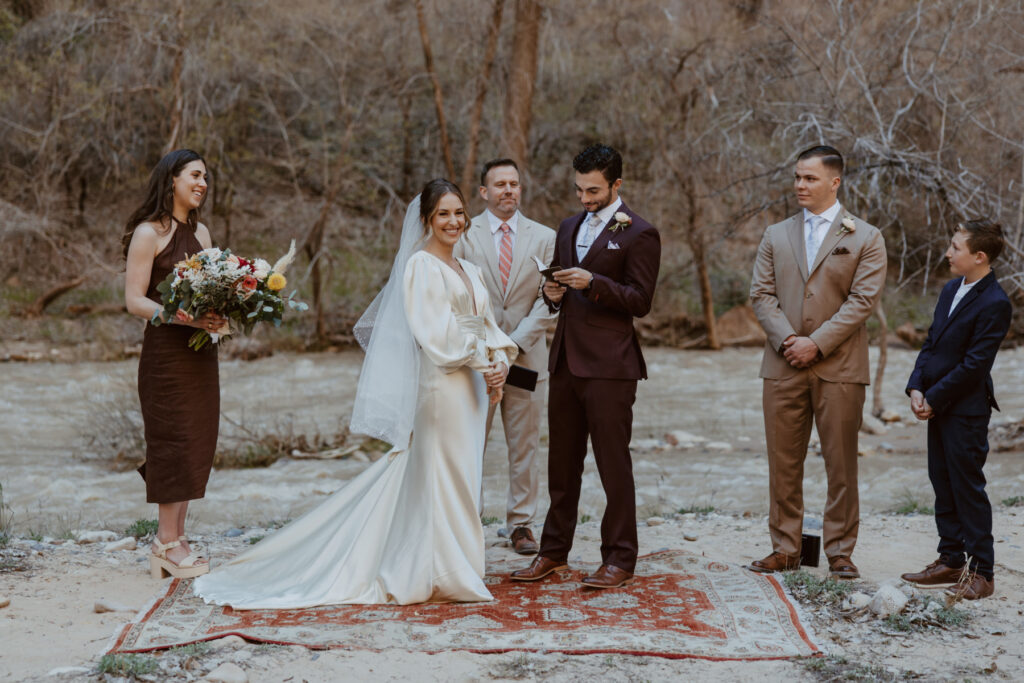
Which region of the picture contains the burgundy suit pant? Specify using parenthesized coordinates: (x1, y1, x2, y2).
(539, 360, 639, 573)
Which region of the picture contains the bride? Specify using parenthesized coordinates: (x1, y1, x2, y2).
(193, 179, 517, 607)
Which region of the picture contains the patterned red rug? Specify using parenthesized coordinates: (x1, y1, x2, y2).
(108, 550, 820, 660)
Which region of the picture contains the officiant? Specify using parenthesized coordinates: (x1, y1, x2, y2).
(454, 158, 557, 555)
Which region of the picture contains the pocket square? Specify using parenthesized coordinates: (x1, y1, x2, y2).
(608, 242, 621, 250)
(831, 246, 850, 255)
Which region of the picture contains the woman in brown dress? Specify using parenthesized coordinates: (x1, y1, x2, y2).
(123, 149, 224, 579)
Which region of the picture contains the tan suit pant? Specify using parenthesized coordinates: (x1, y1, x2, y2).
(763, 370, 864, 559)
(484, 380, 545, 529)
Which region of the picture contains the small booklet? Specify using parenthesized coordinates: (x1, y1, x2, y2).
(532, 255, 562, 282)
(506, 364, 538, 392)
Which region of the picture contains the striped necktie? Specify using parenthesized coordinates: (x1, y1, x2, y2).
(499, 223, 513, 292)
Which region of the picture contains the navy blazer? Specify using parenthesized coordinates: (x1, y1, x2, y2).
(906, 271, 1012, 416)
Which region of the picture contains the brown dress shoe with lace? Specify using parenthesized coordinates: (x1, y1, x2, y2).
(510, 556, 567, 582)
(509, 526, 539, 555)
(747, 552, 800, 573)
(901, 558, 965, 585)
(946, 573, 994, 600)
(580, 564, 634, 589)
(828, 555, 860, 579)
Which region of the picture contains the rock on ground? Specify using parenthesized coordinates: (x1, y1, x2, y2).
(204, 662, 248, 683)
(869, 584, 909, 616)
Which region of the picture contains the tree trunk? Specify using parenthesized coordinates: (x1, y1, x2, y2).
(679, 176, 719, 350)
(501, 0, 541, 166)
(414, 0, 455, 179)
(872, 299, 889, 417)
(163, 0, 185, 155)
(688, 231, 720, 350)
(461, 0, 505, 193)
(302, 120, 358, 346)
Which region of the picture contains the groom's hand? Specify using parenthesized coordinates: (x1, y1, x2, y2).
(553, 267, 593, 291)
(782, 336, 820, 368)
(543, 280, 566, 303)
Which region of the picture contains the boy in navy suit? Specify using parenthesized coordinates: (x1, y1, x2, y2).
(902, 219, 1012, 600)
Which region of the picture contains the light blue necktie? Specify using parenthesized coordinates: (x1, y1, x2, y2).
(577, 214, 602, 261)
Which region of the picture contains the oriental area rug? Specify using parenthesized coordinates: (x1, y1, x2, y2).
(108, 550, 820, 660)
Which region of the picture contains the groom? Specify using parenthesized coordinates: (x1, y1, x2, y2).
(511, 143, 661, 589)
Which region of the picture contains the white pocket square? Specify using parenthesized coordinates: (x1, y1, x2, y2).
(608, 242, 621, 250)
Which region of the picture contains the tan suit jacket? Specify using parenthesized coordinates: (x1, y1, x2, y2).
(455, 212, 557, 379)
(750, 209, 887, 384)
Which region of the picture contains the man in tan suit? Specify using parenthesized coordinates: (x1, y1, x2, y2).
(454, 158, 557, 554)
(749, 145, 887, 579)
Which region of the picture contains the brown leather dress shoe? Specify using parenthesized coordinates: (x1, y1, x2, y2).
(510, 556, 567, 582)
(747, 552, 800, 573)
(509, 526, 539, 555)
(946, 573, 994, 600)
(828, 555, 860, 579)
(901, 558, 965, 585)
(580, 564, 634, 589)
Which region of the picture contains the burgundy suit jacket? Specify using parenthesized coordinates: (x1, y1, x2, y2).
(546, 203, 661, 379)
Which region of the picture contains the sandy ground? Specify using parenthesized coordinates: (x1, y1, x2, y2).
(2, 509, 1023, 682)
(3, 346, 1024, 681)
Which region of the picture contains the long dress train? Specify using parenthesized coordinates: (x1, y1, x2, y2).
(193, 253, 516, 608)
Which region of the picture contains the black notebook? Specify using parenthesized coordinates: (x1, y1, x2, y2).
(800, 533, 821, 567)
(506, 365, 538, 392)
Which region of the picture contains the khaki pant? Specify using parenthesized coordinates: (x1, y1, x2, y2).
(483, 381, 545, 529)
(763, 370, 864, 559)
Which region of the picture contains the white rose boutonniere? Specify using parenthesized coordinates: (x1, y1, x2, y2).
(610, 211, 632, 233)
(836, 214, 856, 237)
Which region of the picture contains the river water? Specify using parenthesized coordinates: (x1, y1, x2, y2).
(3, 347, 1024, 535)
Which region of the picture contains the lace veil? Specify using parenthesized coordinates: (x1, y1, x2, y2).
(350, 196, 425, 452)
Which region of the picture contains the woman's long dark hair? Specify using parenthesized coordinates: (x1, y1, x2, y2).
(122, 149, 208, 258)
(419, 178, 468, 235)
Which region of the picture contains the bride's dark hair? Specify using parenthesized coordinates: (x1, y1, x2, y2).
(122, 149, 208, 258)
(419, 178, 468, 234)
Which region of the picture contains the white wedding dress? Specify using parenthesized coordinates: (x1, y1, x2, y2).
(193, 251, 517, 608)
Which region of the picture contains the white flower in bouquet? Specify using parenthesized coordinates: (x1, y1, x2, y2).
(252, 259, 272, 280)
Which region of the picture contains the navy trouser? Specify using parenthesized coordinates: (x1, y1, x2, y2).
(927, 415, 994, 579)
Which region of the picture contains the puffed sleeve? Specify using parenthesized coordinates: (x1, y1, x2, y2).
(403, 253, 491, 372)
(473, 266, 519, 370)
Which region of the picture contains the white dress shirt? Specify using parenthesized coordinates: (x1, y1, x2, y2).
(486, 209, 519, 254)
(803, 201, 841, 270)
(948, 277, 979, 316)
(576, 197, 623, 260)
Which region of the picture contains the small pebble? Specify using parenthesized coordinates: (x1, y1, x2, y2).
(0, 596, 10, 609)
(683, 533, 698, 542)
(225, 528, 244, 538)
(103, 537, 137, 552)
(646, 516, 665, 526)
(94, 600, 135, 613)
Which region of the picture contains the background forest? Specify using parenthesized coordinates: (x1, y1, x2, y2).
(1, 0, 1023, 352)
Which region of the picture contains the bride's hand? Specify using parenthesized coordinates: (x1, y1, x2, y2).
(483, 362, 508, 388)
(488, 384, 504, 405)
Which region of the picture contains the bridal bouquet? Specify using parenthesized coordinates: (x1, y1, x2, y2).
(151, 240, 308, 350)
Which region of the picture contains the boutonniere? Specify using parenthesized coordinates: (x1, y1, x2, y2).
(836, 214, 856, 237)
(610, 211, 632, 233)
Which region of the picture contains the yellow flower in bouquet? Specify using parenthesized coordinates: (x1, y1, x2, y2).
(267, 273, 287, 291)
